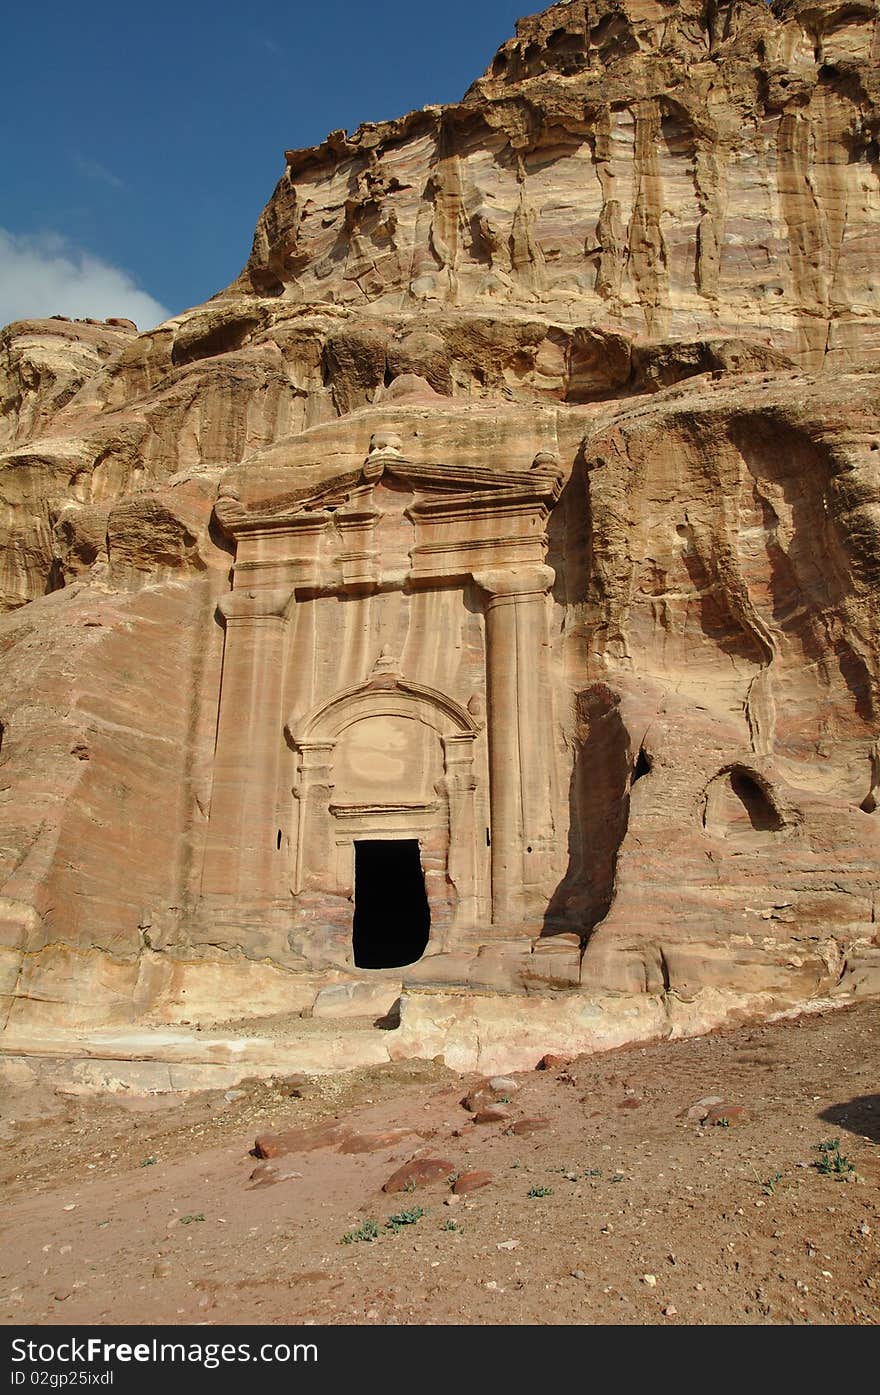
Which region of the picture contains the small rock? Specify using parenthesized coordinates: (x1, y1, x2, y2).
(253, 1122, 341, 1158)
(153, 1262, 172, 1279)
(383, 1158, 454, 1193)
(63, 1204, 76, 1212)
(496, 1240, 519, 1251)
(663, 1305, 677, 1317)
(571, 1269, 587, 1281)
(619, 1098, 641, 1110)
(249, 1162, 280, 1187)
(705, 1103, 751, 1127)
(507, 1117, 551, 1137)
(444, 1193, 462, 1207)
(53, 1291, 72, 1302)
(488, 1076, 519, 1094)
(453, 1170, 493, 1195)
(249, 1161, 304, 1189)
(224, 1089, 246, 1103)
(678, 1095, 724, 1122)
(537, 1054, 570, 1071)
(472, 1107, 510, 1125)
(643, 1274, 657, 1287)
(461, 1087, 497, 1114)
(340, 1128, 418, 1154)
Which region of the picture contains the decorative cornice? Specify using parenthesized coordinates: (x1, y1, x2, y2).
(213, 456, 563, 538)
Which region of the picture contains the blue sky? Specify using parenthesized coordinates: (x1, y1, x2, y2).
(1, 1, 526, 329)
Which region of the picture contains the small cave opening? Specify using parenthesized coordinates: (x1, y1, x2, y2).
(729, 771, 781, 831)
(352, 839, 430, 970)
(704, 767, 784, 836)
(632, 747, 652, 784)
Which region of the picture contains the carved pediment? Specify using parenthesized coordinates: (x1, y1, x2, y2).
(214, 447, 563, 539)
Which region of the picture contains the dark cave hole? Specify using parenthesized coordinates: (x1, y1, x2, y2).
(730, 770, 782, 831)
(352, 839, 430, 970)
(632, 747, 652, 784)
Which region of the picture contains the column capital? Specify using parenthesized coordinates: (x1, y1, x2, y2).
(218, 586, 294, 622)
(473, 565, 555, 603)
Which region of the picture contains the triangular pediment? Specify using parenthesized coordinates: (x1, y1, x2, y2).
(214, 448, 562, 537)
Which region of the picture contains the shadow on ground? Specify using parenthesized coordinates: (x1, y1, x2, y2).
(820, 1095, 880, 1143)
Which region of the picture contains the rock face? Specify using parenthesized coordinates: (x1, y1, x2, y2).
(1, 0, 880, 1060)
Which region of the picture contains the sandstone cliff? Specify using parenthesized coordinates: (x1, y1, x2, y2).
(1, 0, 879, 1061)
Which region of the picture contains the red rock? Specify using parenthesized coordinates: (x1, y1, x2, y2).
(453, 1170, 493, 1195)
(537, 1054, 570, 1071)
(619, 1097, 642, 1110)
(253, 1122, 342, 1158)
(339, 1128, 419, 1154)
(3, 2, 879, 1079)
(472, 1107, 510, 1124)
(508, 1117, 551, 1136)
(677, 1095, 724, 1122)
(382, 1157, 454, 1193)
(461, 1083, 506, 1112)
(705, 1103, 751, 1127)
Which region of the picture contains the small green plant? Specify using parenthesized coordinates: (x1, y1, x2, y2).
(716, 1117, 730, 1128)
(402, 1178, 418, 1193)
(140, 1156, 157, 1168)
(441, 1219, 460, 1232)
(385, 1206, 427, 1232)
(763, 1172, 783, 1195)
(610, 1172, 625, 1183)
(527, 1185, 553, 1198)
(341, 1219, 380, 1245)
(180, 1213, 205, 1225)
(814, 1139, 856, 1178)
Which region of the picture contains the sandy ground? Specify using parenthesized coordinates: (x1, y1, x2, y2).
(1, 999, 878, 1327)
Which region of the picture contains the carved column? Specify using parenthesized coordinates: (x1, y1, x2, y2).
(202, 586, 293, 900)
(291, 741, 335, 894)
(441, 733, 479, 926)
(475, 566, 555, 926)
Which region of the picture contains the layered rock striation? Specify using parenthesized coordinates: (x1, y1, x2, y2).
(1, 0, 879, 1067)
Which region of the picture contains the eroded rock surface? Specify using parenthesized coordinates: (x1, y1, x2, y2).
(1, 1, 879, 1057)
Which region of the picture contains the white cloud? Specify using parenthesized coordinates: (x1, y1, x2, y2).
(0, 229, 171, 332)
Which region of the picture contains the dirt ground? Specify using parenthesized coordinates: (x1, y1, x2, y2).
(1, 999, 878, 1327)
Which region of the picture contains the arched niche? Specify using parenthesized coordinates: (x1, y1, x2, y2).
(285, 676, 484, 944)
(703, 765, 784, 839)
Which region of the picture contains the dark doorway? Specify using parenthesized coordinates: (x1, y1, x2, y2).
(352, 839, 430, 970)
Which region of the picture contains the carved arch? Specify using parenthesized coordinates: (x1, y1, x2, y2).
(287, 676, 481, 746)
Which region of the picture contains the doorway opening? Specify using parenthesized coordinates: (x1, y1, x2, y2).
(352, 839, 430, 970)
